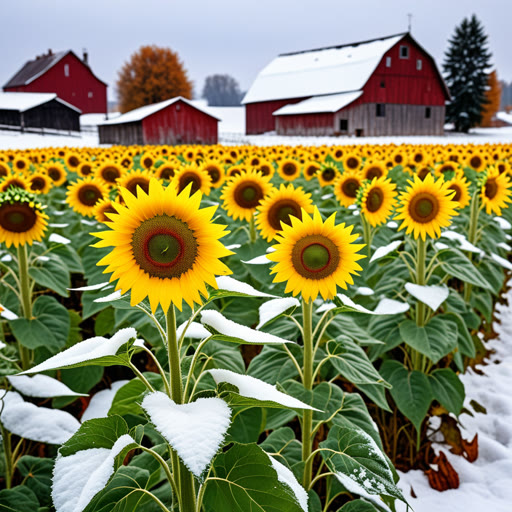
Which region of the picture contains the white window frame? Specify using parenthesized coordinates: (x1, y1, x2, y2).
(64, 64, 70, 77)
(88, 91, 93, 98)
(399, 45, 409, 59)
(417, 59, 423, 71)
(386, 56, 392, 68)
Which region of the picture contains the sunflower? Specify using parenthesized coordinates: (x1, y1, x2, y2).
(445, 174, 471, 209)
(96, 161, 124, 185)
(140, 153, 156, 170)
(0, 188, 48, 248)
(361, 161, 387, 181)
(415, 166, 433, 181)
(93, 198, 119, 223)
(343, 153, 361, 171)
(0, 173, 30, 192)
(333, 170, 363, 207)
(0, 162, 10, 178)
(66, 177, 109, 217)
(480, 167, 512, 216)
(226, 165, 245, 178)
(466, 151, 486, 172)
(277, 159, 301, 181)
(172, 165, 212, 196)
(395, 173, 458, 240)
(256, 184, 314, 241)
(359, 177, 397, 227)
(268, 207, 365, 302)
(77, 162, 94, 177)
(92, 178, 232, 312)
(221, 169, 272, 222)
(434, 162, 461, 179)
(66, 152, 81, 170)
(12, 157, 30, 174)
(117, 170, 152, 197)
(303, 161, 320, 181)
(28, 172, 53, 194)
(202, 161, 225, 188)
(317, 165, 340, 187)
(44, 163, 67, 187)
(256, 160, 275, 179)
(155, 161, 179, 181)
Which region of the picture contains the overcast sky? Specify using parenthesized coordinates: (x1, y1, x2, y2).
(1, 0, 510, 101)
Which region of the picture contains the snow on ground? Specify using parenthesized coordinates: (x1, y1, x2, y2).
(0, 129, 99, 150)
(397, 280, 512, 512)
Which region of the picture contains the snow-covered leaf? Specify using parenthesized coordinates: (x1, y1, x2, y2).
(81, 380, 130, 422)
(355, 287, 374, 296)
(49, 233, 71, 245)
(210, 275, 276, 298)
(491, 253, 512, 271)
(257, 297, 300, 329)
(141, 391, 231, 477)
(369, 241, 402, 263)
(208, 369, 319, 411)
(269, 455, 309, 512)
(177, 321, 211, 340)
(19, 328, 139, 374)
(0, 305, 18, 320)
(7, 374, 87, 398)
(0, 391, 80, 444)
(201, 310, 294, 345)
(494, 216, 512, 230)
(333, 294, 409, 316)
(68, 282, 110, 292)
(405, 283, 449, 311)
(94, 290, 123, 303)
(241, 254, 273, 265)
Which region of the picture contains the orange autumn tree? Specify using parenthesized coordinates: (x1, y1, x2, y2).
(116, 45, 193, 114)
(481, 70, 502, 127)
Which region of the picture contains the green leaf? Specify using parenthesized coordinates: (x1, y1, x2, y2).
(319, 425, 406, 503)
(399, 315, 458, 363)
(226, 407, 263, 444)
(29, 257, 70, 297)
(108, 375, 162, 417)
(248, 345, 301, 385)
(94, 308, 116, 336)
(437, 248, 493, 290)
(328, 315, 385, 346)
(204, 443, 304, 512)
(17, 456, 54, 506)
(50, 244, 83, 273)
(0, 487, 40, 511)
(429, 368, 465, 415)
(260, 427, 302, 470)
(442, 312, 476, 358)
(379, 361, 432, 433)
(201, 340, 245, 373)
(338, 500, 381, 512)
(9, 295, 70, 352)
(59, 416, 129, 457)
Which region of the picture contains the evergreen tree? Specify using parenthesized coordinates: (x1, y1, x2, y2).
(443, 15, 492, 132)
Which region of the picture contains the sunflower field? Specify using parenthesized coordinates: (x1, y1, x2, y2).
(0, 142, 511, 512)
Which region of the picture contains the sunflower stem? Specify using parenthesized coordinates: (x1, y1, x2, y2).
(464, 193, 481, 303)
(249, 215, 257, 243)
(166, 305, 196, 512)
(301, 298, 314, 490)
(1, 425, 13, 489)
(361, 214, 373, 258)
(17, 245, 32, 371)
(412, 238, 427, 372)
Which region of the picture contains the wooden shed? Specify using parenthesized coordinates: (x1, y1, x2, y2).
(3, 49, 107, 114)
(243, 33, 450, 137)
(98, 97, 219, 146)
(0, 92, 81, 132)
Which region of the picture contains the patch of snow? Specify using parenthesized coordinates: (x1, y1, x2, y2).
(208, 369, 318, 410)
(257, 297, 300, 329)
(36, 255, 50, 262)
(370, 241, 402, 263)
(201, 310, 293, 345)
(224, 244, 241, 250)
(7, 374, 87, 398)
(81, 219, 97, 226)
(0, 305, 18, 320)
(0, 391, 80, 444)
(68, 282, 110, 292)
(242, 254, 272, 264)
(49, 223, 69, 228)
(274, 91, 363, 116)
(373, 298, 410, 315)
(49, 233, 71, 245)
(494, 217, 512, 230)
(497, 242, 512, 251)
(491, 253, 512, 271)
(176, 321, 210, 340)
(434, 242, 450, 251)
(0, 341, 5, 350)
(81, 381, 130, 422)
(141, 392, 231, 477)
(355, 287, 375, 296)
(441, 230, 484, 255)
(269, 455, 309, 512)
(215, 275, 275, 297)
(52, 434, 134, 512)
(0, 254, 12, 262)
(335, 472, 391, 511)
(20, 328, 138, 374)
(94, 290, 123, 303)
(405, 283, 449, 312)
(387, 221, 398, 229)
(316, 302, 336, 314)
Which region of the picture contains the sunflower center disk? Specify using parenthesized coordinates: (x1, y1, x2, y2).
(79, 185, 102, 206)
(342, 178, 360, 198)
(322, 168, 335, 181)
(127, 178, 150, 196)
(0, 203, 37, 233)
(409, 193, 439, 223)
(346, 157, 359, 169)
(366, 188, 384, 212)
(485, 179, 498, 199)
(449, 185, 462, 202)
(366, 167, 382, 180)
(282, 164, 297, 176)
(132, 215, 197, 279)
(102, 167, 120, 183)
(31, 178, 45, 191)
(179, 173, 201, 194)
(291, 235, 340, 280)
(268, 200, 301, 230)
(235, 182, 263, 209)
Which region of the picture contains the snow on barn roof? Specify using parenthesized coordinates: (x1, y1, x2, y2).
(242, 33, 406, 104)
(100, 97, 220, 125)
(0, 92, 81, 113)
(273, 91, 363, 116)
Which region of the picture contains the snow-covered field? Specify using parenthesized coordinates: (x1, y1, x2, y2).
(2, 108, 512, 150)
(397, 280, 512, 512)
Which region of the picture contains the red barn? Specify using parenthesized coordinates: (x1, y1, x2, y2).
(243, 33, 450, 136)
(98, 97, 219, 146)
(3, 50, 107, 114)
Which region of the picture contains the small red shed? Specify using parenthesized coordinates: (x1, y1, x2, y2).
(243, 33, 450, 136)
(98, 97, 219, 146)
(3, 50, 107, 114)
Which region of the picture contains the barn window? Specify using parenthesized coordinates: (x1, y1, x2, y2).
(88, 92, 93, 98)
(425, 107, 431, 119)
(417, 59, 423, 71)
(380, 80, 386, 88)
(176, 104, 181, 111)
(376, 104, 386, 117)
(399, 45, 409, 59)
(339, 119, 348, 132)
(64, 64, 70, 77)
(386, 56, 392, 68)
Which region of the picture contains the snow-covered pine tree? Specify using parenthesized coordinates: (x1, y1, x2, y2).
(443, 14, 492, 132)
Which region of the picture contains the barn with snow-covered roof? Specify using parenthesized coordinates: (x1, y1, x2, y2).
(242, 33, 450, 137)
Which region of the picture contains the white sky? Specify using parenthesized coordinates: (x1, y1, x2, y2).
(1, 0, 509, 101)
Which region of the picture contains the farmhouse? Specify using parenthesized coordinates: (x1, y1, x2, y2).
(3, 49, 107, 114)
(98, 97, 219, 146)
(0, 92, 81, 132)
(243, 33, 449, 137)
